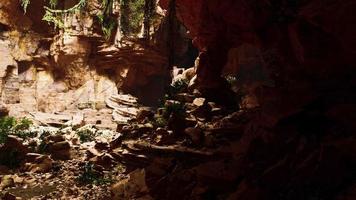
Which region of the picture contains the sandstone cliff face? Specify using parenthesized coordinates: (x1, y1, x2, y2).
(0, 0, 170, 122)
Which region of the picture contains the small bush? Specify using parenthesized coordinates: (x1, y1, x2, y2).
(0, 117, 16, 144)
(166, 79, 189, 98)
(77, 163, 113, 185)
(0, 116, 33, 144)
(152, 116, 167, 127)
(38, 140, 48, 154)
(13, 118, 34, 139)
(76, 129, 96, 143)
(162, 101, 186, 119)
(120, 0, 145, 35)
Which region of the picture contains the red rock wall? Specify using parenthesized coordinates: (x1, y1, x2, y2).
(162, 0, 356, 115)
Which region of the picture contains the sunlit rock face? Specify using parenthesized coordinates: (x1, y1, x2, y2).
(0, 0, 172, 122)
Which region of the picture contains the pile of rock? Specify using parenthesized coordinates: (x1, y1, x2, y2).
(106, 94, 141, 124)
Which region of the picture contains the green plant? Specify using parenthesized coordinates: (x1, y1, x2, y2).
(13, 118, 34, 139)
(162, 101, 186, 119)
(39, 130, 51, 140)
(166, 79, 189, 99)
(120, 0, 145, 35)
(14, 117, 32, 131)
(96, 0, 117, 39)
(97, 13, 117, 39)
(76, 129, 96, 143)
(77, 163, 113, 185)
(152, 116, 167, 127)
(37, 141, 48, 153)
(162, 79, 188, 103)
(42, 0, 87, 28)
(0, 117, 33, 168)
(0, 116, 16, 144)
(42, 10, 65, 29)
(0, 117, 33, 144)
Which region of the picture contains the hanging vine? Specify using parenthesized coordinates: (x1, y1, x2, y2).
(97, 0, 117, 39)
(41, 0, 87, 29)
(120, 0, 145, 35)
(20, 0, 158, 40)
(143, 0, 156, 40)
(20, 0, 117, 40)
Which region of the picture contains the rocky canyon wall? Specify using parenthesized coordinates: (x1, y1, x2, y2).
(161, 0, 356, 118)
(0, 0, 174, 125)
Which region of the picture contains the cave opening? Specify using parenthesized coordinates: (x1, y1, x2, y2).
(0, 0, 355, 199)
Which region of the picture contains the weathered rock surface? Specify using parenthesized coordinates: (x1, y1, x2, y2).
(0, 0, 171, 129)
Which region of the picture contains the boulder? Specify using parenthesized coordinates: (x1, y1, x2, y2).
(193, 98, 206, 107)
(48, 141, 71, 160)
(2, 192, 18, 200)
(0, 135, 28, 167)
(182, 67, 196, 81)
(136, 108, 154, 122)
(111, 169, 152, 200)
(184, 127, 203, 145)
(90, 153, 115, 169)
(154, 128, 175, 145)
(23, 153, 53, 173)
(175, 93, 195, 103)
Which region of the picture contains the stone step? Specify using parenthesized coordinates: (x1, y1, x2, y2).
(106, 94, 138, 108)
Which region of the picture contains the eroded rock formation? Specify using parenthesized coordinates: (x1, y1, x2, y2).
(0, 0, 355, 200)
(161, 0, 356, 108)
(0, 0, 175, 127)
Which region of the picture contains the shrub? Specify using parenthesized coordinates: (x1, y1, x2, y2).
(167, 79, 189, 98)
(76, 129, 96, 143)
(38, 141, 48, 154)
(13, 118, 34, 139)
(162, 101, 186, 119)
(0, 116, 33, 144)
(152, 116, 167, 127)
(120, 0, 145, 35)
(77, 163, 113, 185)
(0, 117, 16, 144)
